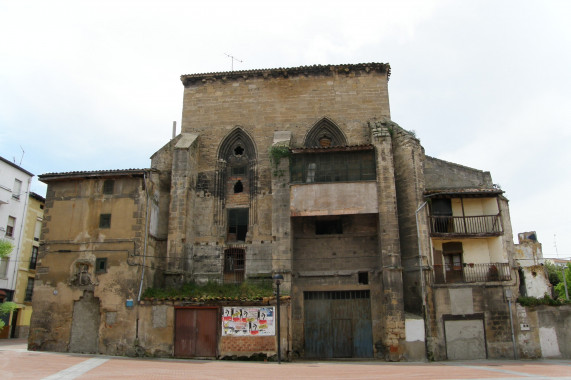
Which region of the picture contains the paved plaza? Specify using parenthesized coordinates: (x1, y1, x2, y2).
(1, 339, 569, 380)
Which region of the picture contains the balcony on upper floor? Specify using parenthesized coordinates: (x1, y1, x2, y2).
(429, 214, 503, 237)
(426, 189, 504, 238)
(432, 262, 511, 284)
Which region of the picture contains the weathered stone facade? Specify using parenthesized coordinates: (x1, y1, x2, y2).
(29, 63, 559, 361)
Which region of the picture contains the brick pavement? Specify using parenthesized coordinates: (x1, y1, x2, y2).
(1, 339, 569, 380)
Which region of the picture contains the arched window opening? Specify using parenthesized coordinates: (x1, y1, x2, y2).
(304, 118, 347, 148)
(234, 180, 243, 193)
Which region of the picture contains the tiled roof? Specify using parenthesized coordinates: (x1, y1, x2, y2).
(291, 144, 374, 154)
(39, 168, 149, 182)
(424, 188, 504, 197)
(181, 63, 391, 86)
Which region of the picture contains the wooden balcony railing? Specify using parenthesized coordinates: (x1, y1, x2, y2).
(433, 262, 511, 284)
(429, 214, 502, 237)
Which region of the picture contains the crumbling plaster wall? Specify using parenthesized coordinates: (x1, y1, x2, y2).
(29, 176, 155, 354)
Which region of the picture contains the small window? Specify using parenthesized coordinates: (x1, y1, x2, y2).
(95, 258, 107, 273)
(6, 216, 16, 238)
(29, 246, 38, 270)
(233, 180, 243, 193)
(12, 179, 22, 199)
(24, 277, 35, 302)
(315, 218, 342, 235)
(40, 204, 44, 210)
(99, 214, 111, 229)
(358, 271, 369, 285)
(103, 180, 115, 195)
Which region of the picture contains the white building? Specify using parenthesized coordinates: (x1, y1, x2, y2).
(0, 156, 33, 306)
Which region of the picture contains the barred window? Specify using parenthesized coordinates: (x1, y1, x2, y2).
(290, 150, 376, 184)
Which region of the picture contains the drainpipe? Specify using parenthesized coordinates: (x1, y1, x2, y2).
(137, 171, 150, 302)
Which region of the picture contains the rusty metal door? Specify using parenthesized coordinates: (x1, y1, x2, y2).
(304, 290, 373, 358)
(174, 308, 218, 358)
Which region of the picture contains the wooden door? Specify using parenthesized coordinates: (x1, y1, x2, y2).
(174, 308, 217, 358)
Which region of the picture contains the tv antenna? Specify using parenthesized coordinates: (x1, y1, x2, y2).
(19, 146, 25, 166)
(224, 53, 243, 71)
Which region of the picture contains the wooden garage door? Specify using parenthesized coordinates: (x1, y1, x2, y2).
(304, 290, 373, 358)
(174, 308, 218, 358)
(445, 318, 486, 360)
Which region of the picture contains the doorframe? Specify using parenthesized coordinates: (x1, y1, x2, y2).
(442, 313, 487, 359)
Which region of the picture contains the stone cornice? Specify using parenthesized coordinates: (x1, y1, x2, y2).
(180, 62, 390, 87)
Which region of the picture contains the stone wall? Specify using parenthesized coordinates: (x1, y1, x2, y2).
(424, 157, 493, 189)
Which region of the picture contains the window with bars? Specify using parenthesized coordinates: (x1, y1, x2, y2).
(290, 150, 376, 184)
(224, 248, 245, 283)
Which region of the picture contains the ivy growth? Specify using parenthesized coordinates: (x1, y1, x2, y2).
(269, 145, 290, 169)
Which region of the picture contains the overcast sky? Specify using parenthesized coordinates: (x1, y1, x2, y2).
(1, 0, 569, 258)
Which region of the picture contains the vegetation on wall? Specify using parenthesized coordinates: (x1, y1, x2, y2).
(0, 302, 16, 329)
(142, 280, 275, 301)
(0, 239, 14, 258)
(269, 145, 290, 172)
(545, 262, 571, 300)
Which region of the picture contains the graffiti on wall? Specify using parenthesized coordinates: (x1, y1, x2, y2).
(222, 307, 275, 336)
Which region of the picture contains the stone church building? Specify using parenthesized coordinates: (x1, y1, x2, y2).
(29, 63, 564, 361)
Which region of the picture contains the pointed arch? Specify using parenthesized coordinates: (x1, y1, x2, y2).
(303, 118, 347, 148)
(217, 127, 257, 161)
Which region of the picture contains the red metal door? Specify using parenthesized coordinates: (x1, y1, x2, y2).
(174, 308, 218, 358)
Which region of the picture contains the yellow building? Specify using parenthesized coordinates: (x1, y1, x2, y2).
(12, 192, 44, 338)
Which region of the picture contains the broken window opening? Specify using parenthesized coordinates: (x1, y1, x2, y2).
(233, 180, 243, 194)
(227, 208, 248, 242)
(358, 271, 369, 285)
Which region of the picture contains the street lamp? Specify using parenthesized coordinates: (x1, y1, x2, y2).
(273, 273, 284, 364)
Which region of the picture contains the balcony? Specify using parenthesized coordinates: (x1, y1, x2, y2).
(433, 262, 511, 284)
(429, 214, 502, 237)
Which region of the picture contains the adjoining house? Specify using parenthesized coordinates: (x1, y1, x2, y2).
(0, 156, 38, 338)
(29, 63, 565, 360)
